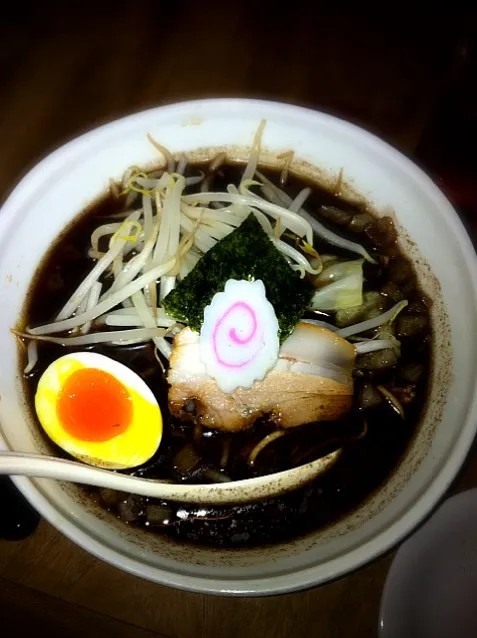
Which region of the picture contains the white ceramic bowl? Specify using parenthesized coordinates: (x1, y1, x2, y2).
(0, 99, 476, 596)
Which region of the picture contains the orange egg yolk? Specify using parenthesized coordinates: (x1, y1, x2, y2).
(57, 368, 133, 442)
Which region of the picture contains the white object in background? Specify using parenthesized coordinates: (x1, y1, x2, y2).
(380, 489, 477, 638)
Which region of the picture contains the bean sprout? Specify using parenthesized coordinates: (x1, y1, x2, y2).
(15, 328, 166, 347)
(24, 341, 38, 374)
(241, 120, 266, 184)
(337, 301, 408, 339)
(377, 385, 405, 418)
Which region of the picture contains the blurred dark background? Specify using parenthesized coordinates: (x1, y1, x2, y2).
(0, 3, 477, 637)
(1, 3, 476, 205)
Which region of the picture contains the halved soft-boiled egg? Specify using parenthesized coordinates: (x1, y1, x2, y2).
(35, 352, 162, 469)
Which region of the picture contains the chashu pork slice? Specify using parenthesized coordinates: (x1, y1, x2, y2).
(168, 322, 356, 432)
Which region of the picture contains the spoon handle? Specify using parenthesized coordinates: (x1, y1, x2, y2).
(0, 449, 340, 505)
(0, 451, 172, 496)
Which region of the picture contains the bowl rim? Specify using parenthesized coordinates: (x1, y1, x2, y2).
(3, 97, 477, 596)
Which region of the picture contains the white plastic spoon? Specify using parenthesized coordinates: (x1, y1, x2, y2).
(0, 449, 341, 505)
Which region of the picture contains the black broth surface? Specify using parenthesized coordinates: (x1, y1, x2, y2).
(22, 163, 431, 547)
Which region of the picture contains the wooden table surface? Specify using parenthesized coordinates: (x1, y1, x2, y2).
(1, 4, 477, 637)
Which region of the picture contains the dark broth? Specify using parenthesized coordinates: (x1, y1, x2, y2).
(22, 163, 431, 547)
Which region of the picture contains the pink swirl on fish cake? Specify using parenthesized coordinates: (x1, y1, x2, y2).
(199, 279, 280, 393)
(213, 301, 260, 368)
